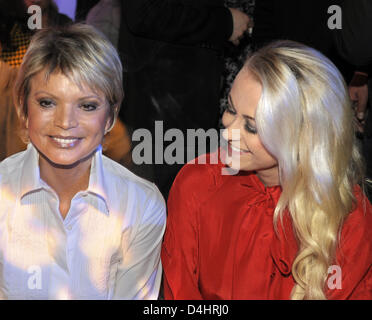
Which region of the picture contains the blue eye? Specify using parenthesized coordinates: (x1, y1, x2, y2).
(38, 99, 54, 108)
(80, 103, 98, 111)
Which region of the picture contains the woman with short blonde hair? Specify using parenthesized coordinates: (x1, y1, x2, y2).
(0, 24, 165, 300)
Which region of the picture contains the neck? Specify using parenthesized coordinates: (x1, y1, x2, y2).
(256, 166, 280, 187)
(39, 154, 92, 201)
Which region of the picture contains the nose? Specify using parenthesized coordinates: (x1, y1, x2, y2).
(53, 104, 78, 130)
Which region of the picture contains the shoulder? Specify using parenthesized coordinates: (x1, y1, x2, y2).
(346, 186, 372, 227)
(0, 150, 27, 180)
(174, 152, 223, 187)
(169, 151, 224, 204)
(0, 150, 28, 205)
(101, 154, 165, 210)
(340, 186, 372, 249)
(328, 186, 372, 299)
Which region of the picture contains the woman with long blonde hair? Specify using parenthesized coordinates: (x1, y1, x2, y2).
(161, 40, 372, 299)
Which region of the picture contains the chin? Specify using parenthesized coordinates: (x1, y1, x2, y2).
(226, 154, 252, 170)
(39, 147, 93, 168)
(35, 142, 99, 169)
(43, 155, 84, 168)
(226, 162, 241, 171)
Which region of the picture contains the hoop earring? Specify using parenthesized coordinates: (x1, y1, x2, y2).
(105, 118, 117, 135)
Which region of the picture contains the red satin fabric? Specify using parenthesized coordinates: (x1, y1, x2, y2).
(161, 152, 372, 299)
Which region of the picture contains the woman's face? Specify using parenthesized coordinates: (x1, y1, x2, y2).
(26, 70, 112, 167)
(222, 68, 279, 186)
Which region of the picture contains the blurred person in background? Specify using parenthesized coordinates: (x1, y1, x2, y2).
(86, 0, 121, 49)
(119, 0, 251, 199)
(333, 0, 372, 201)
(0, 0, 71, 67)
(23, 0, 72, 28)
(0, 3, 29, 159)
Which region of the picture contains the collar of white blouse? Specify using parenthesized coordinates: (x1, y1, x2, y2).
(19, 143, 110, 215)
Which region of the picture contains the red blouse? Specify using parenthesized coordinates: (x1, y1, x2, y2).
(161, 152, 372, 299)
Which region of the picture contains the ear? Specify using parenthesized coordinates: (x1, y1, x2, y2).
(104, 104, 118, 134)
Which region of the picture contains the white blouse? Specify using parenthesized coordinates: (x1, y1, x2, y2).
(0, 144, 166, 300)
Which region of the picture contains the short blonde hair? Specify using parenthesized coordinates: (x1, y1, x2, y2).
(14, 23, 123, 135)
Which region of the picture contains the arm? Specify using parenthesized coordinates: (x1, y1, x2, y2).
(326, 190, 372, 299)
(228, 8, 251, 46)
(122, 0, 233, 45)
(348, 71, 369, 134)
(161, 164, 211, 299)
(331, 0, 372, 133)
(113, 187, 166, 300)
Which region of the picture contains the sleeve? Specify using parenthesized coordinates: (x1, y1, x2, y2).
(333, 0, 372, 67)
(122, 0, 233, 46)
(113, 187, 166, 300)
(326, 192, 372, 299)
(161, 163, 217, 300)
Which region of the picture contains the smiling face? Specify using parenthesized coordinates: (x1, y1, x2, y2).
(25, 70, 112, 168)
(222, 68, 279, 186)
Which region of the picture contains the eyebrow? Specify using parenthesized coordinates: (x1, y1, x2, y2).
(33, 91, 103, 102)
(33, 91, 59, 99)
(228, 94, 256, 122)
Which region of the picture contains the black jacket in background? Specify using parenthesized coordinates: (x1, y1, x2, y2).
(118, 0, 234, 197)
(253, 0, 337, 55)
(119, 0, 232, 72)
(333, 0, 372, 67)
(118, 0, 233, 131)
(252, 0, 353, 80)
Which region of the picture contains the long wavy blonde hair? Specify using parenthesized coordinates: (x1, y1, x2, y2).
(246, 41, 365, 299)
